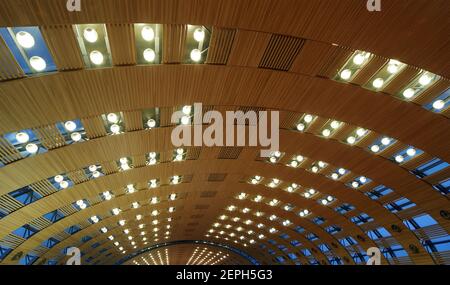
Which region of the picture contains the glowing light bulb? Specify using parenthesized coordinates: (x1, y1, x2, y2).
(304, 114, 313, 123)
(371, 145, 380, 153)
(347, 136, 356, 144)
(193, 28, 205, 42)
(395, 155, 404, 163)
(353, 53, 365, 65)
(71, 132, 82, 142)
(26, 143, 38, 153)
(143, 48, 156, 62)
(16, 132, 30, 143)
(372, 78, 384, 89)
(432, 100, 445, 110)
(16, 31, 35, 48)
(340, 69, 352, 80)
(30, 56, 46, 71)
(83, 28, 98, 43)
(190, 49, 202, 62)
(406, 148, 416, 156)
(296, 123, 305, 131)
(322, 129, 331, 137)
(181, 116, 190, 125)
(147, 119, 156, 128)
(90, 50, 104, 65)
(419, 73, 432, 86)
(403, 88, 415, 99)
(110, 124, 120, 134)
(381, 137, 391, 146)
(141, 26, 155, 41)
(64, 121, 77, 132)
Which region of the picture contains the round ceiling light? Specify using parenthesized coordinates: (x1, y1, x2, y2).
(190, 49, 202, 62)
(143, 48, 156, 62)
(16, 31, 35, 48)
(193, 28, 205, 42)
(83, 28, 98, 43)
(90, 50, 104, 65)
(29, 56, 47, 72)
(142, 26, 155, 41)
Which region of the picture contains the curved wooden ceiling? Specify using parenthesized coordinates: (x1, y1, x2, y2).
(0, 0, 449, 266)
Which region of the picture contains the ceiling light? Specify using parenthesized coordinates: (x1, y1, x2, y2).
(340, 69, 352, 80)
(353, 53, 365, 65)
(83, 28, 98, 43)
(351, 181, 359, 188)
(71, 132, 82, 142)
(29, 56, 47, 71)
(370, 145, 380, 153)
(90, 50, 104, 65)
(330, 121, 340, 129)
(406, 148, 416, 156)
(338, 168, 346, 175)
(190, 49, 202, 62)
(356, 128, 366, 137)
(381, 137, 391, 146)
(63, 121, 77, 132)
(347, 136, 356, 144)
(432, 100, 445, 110)
(193, 28, 205, 42)
(54, 175, 64, 183)
(318, 161, 326, 168)
(16, 132, 30, 144)
(331, 173, 339, 180)
(402, 88, 415, 99)
(395, 155, 404, 163)
(16, 31, 35, 48)
(322, 129, 331, 137)
(147, 119, 156, 128)
(290, 160, 298, 167)
(296, 123, 305, 131)
(419, 73, 432, 86)
(143, 48, 156, 62)
(100, 227, 108, 233)
(141, 26, 155, 41)
(110, 124, 121, 134)
(304, 114, 313, 123)
(118, 220, 125, 226)
(372, 78, 384, 89)
(59, 180, 69, 189)
(359, 176, 367, 183)
(181, 116, 190, 125)
(321, 199, 328, 205)
(387, 62, 400, 74)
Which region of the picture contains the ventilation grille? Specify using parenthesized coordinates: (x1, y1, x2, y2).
(0, 194, 23, 214)
(194, 204, 210, 210)
(101, 161, 119, 175)
(206, 27, 236, 65)
(0, 234, 25, 249)
(28, 217, 52, 231)
(259, 34, 305, 71)
(200, 191, 217, 198)
(208, 173, 227, 182)
(59, 205, 78, 216)
(218, 147, 242, 159)
(186, 147, 202, 160)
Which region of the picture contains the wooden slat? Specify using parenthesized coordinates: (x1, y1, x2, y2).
(228, 30, 271, 67)
(106, 24, 136, 66)
(0, 35, 25, 81)
(81, 116, 107, 139)
(40, 25, 84, 71)
(33, 124, 66, 150)
(162, 24, 186, 64)
(259, 34, 305, 71)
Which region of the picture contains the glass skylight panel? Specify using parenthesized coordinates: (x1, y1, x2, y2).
(146, 152, 160, 165)
(347, 176, 371, 189)
(286, 155, 304, 168)
(364, 59, 406, 91)
(391, 147, 423, 164)
(185, 25, 211, 63)
(117, 157, 133, 171)
(424, 88, 450, 113)
(335, 51, 373, 82)
(412, 158, 449, 178)
(102, 112, 124, 135)
(329, 167, 348, 180)
(296, 114, 316, 132)
(320, 120, 342, 138)
(345, 127, 369, 145)
(0, 26, 56, 74)
(366, 185, 394, 200)
(368, 136, 396, 153)
(57, 119, 87, 143)
(397, 71, 440, 101)
(267, 151, 284, 163)
(74, 24, 112, 68)
(142, 108, 160, 129)
(50, 174, 73, 190)
(9, 186, 42, 205)
(3, 129, 47, 157)
(134, 24, 162, 64)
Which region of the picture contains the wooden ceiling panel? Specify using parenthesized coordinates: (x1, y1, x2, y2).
(0, 36, 25, 81)
(40, 25, 84, 71)
(106, 24, 137, 66)
(206, 27, 236, 65)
